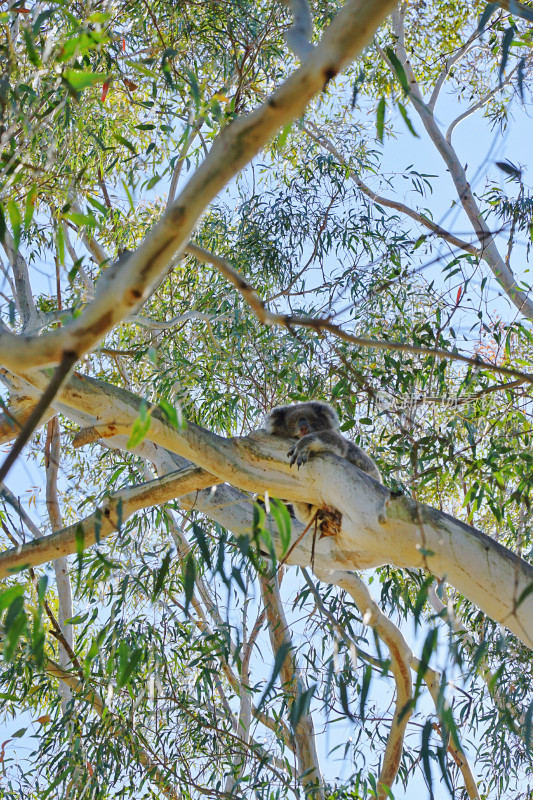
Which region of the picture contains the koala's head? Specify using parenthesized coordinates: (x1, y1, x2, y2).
(264, 401, 340, 438)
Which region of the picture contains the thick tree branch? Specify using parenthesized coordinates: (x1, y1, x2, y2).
(2, 230, 40, 332)
(0, 353, 78, 484)
(325, 572, 480, 799)
(0, 397, 54, 444)
(283, 0, 314, 59)
(45, 416, 74, 693)
(326, 571, 413, 799)
(0, 465, 218, 575)
(1, 377, 533, 651)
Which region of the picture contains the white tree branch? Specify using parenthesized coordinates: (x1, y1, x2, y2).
(1, 370, 533, 650)
(445, 66, 519, 144)
(44, 658, 180, 800)
(428, 33, 481, 112)
(2, 230, 42, 332)
(283, 0, 314, 60)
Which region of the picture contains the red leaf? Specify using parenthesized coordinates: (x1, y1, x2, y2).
(456, 286, 462, 304)
(122, 37, 126, 52)
(101, 82, 110, 102)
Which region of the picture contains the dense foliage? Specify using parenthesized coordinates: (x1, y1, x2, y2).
(0, 0, 532, 797)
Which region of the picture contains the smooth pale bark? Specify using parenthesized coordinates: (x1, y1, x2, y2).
(1, 370, 532, 650)
(0, 466, 217, 574)
(2, 367, 533, 648)
(0, 398, 54, 444)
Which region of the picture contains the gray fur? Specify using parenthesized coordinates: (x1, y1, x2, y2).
(264, 401, 340, 437)
(263, 401, 381, 528)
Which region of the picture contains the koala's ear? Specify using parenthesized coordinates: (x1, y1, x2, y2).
(309, 401, 340, 430)
(264, 406, 289, 433)
(323, 404, 340, 429)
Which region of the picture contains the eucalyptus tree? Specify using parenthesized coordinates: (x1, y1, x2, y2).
(0, 0, 532, 798)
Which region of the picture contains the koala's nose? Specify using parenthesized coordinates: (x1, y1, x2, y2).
(298, 419, 309, 436)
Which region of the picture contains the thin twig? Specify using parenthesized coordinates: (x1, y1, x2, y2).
(187, 243, 533, 386)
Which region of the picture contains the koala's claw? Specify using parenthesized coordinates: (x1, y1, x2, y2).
(287, 442, 309, 469)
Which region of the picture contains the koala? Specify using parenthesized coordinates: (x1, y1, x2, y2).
(264, 401, 381, 535)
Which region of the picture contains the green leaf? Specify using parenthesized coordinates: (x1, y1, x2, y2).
(159, 398, 183, 429)
(525, 699, 533, 754)
(359, 664, 372, 721)
(56, 222, 65, 266)
(65, 611, 89, 625)
(3, 596, 27, 662)
(23, 29, 40, 67)
(277, 122, 292, 150)
(0, 585, 25, 613)
(289, 684, 316, 728)
(126, 60, 158, 78)
(184, 67, 201, 107)
(116, 642, 143, 688)
(145, 173, 162, 190)
(0, 204, 6, 243)
(127, 402, 151, 449)
(37, 575, 48, 604)
(62, 211, 97, 228)
(421, 720, 433, 791)
(113, 133, 137, 154)
(6, 199, 21, 251)
(75, 523, 85, 571)
(351, 68, 364, 108)
(231, 565, 246, 593)
(385, 47, 410, 95)
(24, 186, 37, 229)
(63, 69, 107, 93)
(376, 97, 386, 143)
(338, 675, 355, 721)
(499, 26, 516, 84)
(398, 101, 419, 137)
(495, 160, 521, 180)
(256, 640, 292, 712)
(58, 31, 110, 62)
(183, 554, 196, 613)
(86, 196, 107, 214)
(152, 549, 172, 599)
(191, 523, 212, 568)
(270, 498, 292, 555)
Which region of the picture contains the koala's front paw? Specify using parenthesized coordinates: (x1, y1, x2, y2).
(287, 440, 310, 469)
